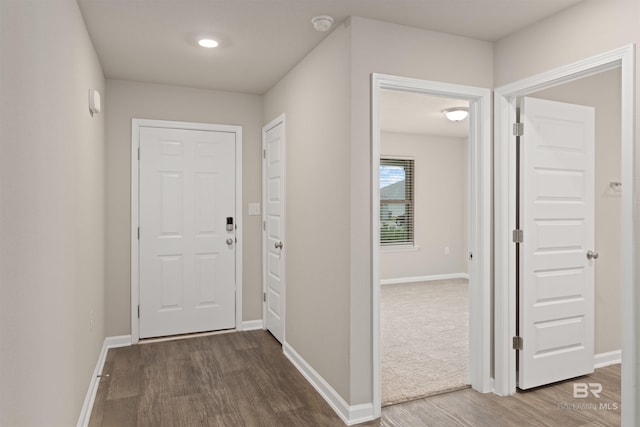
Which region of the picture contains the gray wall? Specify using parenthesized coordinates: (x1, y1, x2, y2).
(0, 0, 106, 425)
(105, 80, 264, 336)
(532, 69, 622, 354)
(263, 21, 352, 401)
(380, 132, 468, 281)
(348, 16, 494, 404)
(265, 16, 494, 406)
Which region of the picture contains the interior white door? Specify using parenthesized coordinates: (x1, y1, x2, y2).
(139, 127, 236, 339)
(518, 97, 595, 389)
(263, 117, 285, 343)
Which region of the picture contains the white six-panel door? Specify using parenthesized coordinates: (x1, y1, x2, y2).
(518, 97, 595, 389)
(139, 127, 236, 339)
(263, 116, 285, 343)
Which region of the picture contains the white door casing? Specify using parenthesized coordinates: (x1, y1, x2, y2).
(371, 74, 493, 418)
(262, 115, 285, 343)
(131, 119, 243, 342)
(518, 97, 595, 389)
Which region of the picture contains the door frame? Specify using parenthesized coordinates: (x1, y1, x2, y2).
(371, 74, 493, 417)
(130, 119, 243, 344)
(493, 45, 636, 424)
(261, 114, 286, 342)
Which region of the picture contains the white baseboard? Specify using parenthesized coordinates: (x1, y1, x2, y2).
(240, 319, 264, 331)
(283, 342, 374, 425)
(381, 272, 469, 285)
(77, 335, 132, 427)
(594, 350, 621, 369)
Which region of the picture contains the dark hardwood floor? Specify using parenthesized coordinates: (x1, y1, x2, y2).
(89, 330, 621, 426)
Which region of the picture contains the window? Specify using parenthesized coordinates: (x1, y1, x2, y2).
(380, 158, 414, 246)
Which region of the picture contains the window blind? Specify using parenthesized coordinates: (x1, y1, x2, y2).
(380, 158, 414, 246)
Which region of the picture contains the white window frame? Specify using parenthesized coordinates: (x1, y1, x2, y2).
(379, 157, 415, 247)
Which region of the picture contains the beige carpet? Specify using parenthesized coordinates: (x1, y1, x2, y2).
(381, 279, 469, 406)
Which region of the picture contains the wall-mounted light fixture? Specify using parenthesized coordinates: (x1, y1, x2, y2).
(442, 107, 469, 122)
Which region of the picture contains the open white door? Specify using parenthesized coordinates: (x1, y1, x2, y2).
(518, 97, 595, 389)
(263, 116, 285, 343)
(139, 126, 236, 339)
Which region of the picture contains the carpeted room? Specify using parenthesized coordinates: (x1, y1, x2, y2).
(379, 90, 470, 406)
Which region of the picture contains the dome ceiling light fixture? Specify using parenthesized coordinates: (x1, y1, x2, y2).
(311, 15, 334, 32)
(442, 106, 469, 122)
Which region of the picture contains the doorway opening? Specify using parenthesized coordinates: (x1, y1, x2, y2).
(371, 74, 492, 418)
(494, 45, 635, 425)
(378, 90, 470, 405)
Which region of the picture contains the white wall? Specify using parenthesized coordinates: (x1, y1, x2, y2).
(263, 21, 352, 401)
(380, 132, 468, 281)
(0, 0, 106, 425)
(349, 16, 494, 405)
(532, 69, 622, 355)
(105, 80, 263, 336)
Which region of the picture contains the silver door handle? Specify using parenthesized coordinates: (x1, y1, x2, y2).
(586, 250, 599, 260)
(226, 238, 234, 246)
(274, 242, 283, 249)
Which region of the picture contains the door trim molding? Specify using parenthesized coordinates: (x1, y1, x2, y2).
(493, 44, 635, 425)
(130, 119, 243, 343)
(261, 114, 286, 342)
(371, 74, 493, 417)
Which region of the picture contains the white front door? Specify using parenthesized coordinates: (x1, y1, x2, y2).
(263, 116, 285, 343)
(518, 97, 595, 389)
(139, 126, 236, 339)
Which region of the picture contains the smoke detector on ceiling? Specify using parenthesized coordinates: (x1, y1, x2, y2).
(312, 15, 334, 32)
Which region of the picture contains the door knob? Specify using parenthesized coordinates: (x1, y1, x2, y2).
(586, 250, 599, 260)
(274, 241, 283, 249)
(226, 238, 234, 246)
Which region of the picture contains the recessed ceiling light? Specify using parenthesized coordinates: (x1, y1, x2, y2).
(442, 107, 469, 122)
(198, 38, 219, 48)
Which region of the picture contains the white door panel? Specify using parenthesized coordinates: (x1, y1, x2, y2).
(263, 118, 285, 343)
(139, 127, 236, 339)
(518, 97, 595, 389)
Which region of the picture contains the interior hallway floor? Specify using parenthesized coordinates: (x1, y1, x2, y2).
(89, 330, 621, 427)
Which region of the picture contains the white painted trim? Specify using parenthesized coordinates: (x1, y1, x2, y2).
(77, 336, 132, 427)
(594, 350, 622, 369)
(493, 45, 635, 427)
(240, 320, 264, 331)
(371, 74, 493, 417)
(283, 342, 375, 425)
(131, 119, 243, 343)
(262, 114, 286, 343)
(380, 273, 469, 285)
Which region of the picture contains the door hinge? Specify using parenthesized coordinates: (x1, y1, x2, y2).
(137, 304, 140, 318)
(512, 229, 524, 243)
(137, 227, 140, 240)
(263, 221, 266, 231)
(138, 147, 140, 160)
(513, 122, 524, 137)
(263, 149, 266, 159)
(263, 292, 266, 302)
(513, 336, 523, 350)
